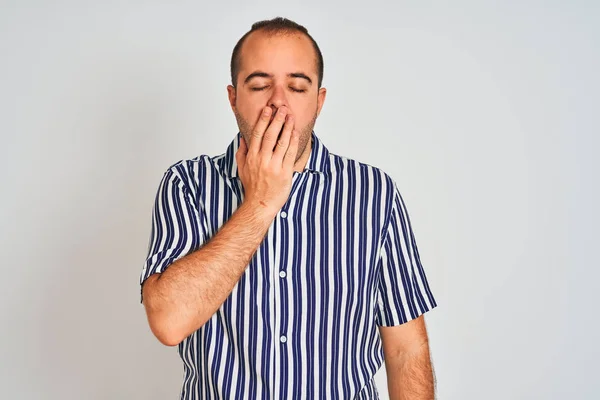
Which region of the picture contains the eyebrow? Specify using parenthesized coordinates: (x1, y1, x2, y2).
(243, 71, 313, 85)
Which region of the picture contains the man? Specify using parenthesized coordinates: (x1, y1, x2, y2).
(140, 17, 438, 399)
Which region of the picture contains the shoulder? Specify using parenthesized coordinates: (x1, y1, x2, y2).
(326, 151, 400, 232)
(159, 152, 225, 195)
(327, 151, 398, 196)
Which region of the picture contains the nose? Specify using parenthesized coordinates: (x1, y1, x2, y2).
(267, 84, 289, 112)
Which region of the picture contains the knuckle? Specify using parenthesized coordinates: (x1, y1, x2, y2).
(246, 155, 257, 167)
(259, 157, 270, 170)
(251, 130, 262, 139)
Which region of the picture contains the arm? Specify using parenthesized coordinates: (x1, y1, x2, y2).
(379, 315, 435, 400)
(142, 105, 298, 347)
(375, 179, 438, 397)
(142, 201, 275, 346)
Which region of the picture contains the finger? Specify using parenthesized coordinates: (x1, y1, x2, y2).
(260, 106, 288, 155)
(272, 114, 295, 164)
(283, 129, 300, 171)
(248, 107, 273, 156)
(236, 135, 247, 171)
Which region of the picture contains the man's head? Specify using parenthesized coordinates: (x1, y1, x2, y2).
(227, 17, 327, 163)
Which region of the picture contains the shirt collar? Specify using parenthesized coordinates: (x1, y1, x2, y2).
(219, 130, 331, 179)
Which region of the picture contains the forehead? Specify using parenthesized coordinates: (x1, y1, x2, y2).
(239, 31, 317, 76)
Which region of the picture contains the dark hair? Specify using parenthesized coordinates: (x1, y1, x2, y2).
(230, 17, 324, 89)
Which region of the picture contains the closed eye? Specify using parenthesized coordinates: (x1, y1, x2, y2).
(250, 86, 306, 93)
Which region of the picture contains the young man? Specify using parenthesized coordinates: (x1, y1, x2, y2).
(140, 17, 438, 399)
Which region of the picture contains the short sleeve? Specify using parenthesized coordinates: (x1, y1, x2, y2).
(375, 183, 438, 326)
(139, 168, 205, 303)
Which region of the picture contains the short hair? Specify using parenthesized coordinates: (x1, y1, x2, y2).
(230, 17, 324, 89)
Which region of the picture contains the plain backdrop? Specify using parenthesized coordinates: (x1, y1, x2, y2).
(1, 1, 598, 399)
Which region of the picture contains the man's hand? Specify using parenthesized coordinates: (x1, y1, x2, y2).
(236, 105, 299, 215)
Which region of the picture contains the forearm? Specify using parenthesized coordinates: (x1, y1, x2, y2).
(144, 201, 275, 344)
(386, 341, 435, 400)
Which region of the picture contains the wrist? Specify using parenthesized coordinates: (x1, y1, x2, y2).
(238, 200, 278, 225)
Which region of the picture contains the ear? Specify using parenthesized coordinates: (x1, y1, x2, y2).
(227, 85, 237, 110)
(316, 87, 327, 117)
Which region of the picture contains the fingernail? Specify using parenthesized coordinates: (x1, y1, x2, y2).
(263, 107, 271, 116)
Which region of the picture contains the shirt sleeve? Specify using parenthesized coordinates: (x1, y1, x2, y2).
(139, 167, 205, 303)
(375, 182, 438, 326)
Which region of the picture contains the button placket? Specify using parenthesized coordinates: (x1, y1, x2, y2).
(276, 172, 307, 354)
(269, 209, 282, 377)
(278, 191, 292, 347)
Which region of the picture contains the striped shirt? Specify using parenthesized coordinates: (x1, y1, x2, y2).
(140, 131, 437, 399)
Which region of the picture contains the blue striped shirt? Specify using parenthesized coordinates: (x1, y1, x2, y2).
(140, 131, 437, 399)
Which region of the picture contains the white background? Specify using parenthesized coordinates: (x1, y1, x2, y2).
(1, 1, 598, 399)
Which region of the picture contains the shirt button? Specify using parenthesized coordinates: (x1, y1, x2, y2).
(280, 211, 287, 218)
(279, 271, 286, 278)
(280, 335, 287, 343)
